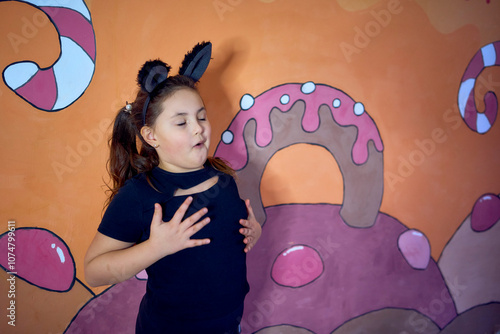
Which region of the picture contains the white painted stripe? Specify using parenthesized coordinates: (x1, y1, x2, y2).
(458, 78, 475, 118)
(476, 113, 491, 134)
(481, 43, 496, 67)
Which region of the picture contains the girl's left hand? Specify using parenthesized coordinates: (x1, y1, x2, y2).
(239, 199, 262, 253)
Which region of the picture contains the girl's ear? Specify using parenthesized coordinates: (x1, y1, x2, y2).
(140, 126, 157, 148)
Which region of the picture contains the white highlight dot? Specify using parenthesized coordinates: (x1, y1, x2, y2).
(51, 243, 66, 264)
(283, 245, 304, 256)
(56, 246, 66, 264)
(280, 94, 290, 105)
(240, 94, 255, 110)
(301, 82, 316, 94)
(354, 102, 365, 115)
(222, 130, 234, 144)
(333, 98, 341, 108)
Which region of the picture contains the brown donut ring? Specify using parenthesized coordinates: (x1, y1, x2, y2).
(235, 101, 383, 228)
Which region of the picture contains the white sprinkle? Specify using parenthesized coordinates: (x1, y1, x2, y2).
(222, 130, 234, 144)
(51, 243, 55, 249)
(301, 82, 316, 94)
(333, 98, 341, 108)
(280, 94, 290, 105)
(240, 94, 255, 110)
(353, 102, 365, 116)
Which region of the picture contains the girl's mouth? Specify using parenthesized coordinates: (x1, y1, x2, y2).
(194, 140, 205, 148)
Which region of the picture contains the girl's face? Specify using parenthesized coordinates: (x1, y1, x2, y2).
(144, 88, 211, 173)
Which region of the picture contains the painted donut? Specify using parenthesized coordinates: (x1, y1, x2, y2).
(2, 0, 96, 111)
(457, 41, 500, 133)
(215, 82, 384, 228)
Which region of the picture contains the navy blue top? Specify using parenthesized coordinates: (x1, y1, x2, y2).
(98, 165, 249, 332)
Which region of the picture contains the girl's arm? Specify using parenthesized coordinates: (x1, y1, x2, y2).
(84, 197, 211, 287)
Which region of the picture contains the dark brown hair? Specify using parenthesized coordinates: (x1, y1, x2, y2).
(105, 74, 234, 206)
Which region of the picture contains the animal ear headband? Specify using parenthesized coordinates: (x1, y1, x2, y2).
(137, 41, 213, 126)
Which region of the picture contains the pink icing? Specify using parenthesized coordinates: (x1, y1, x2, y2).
(216, 83, 383, 170)
(271, 244, 323, 288)
(471, 193, 500, 232)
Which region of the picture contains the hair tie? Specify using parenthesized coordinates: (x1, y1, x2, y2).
(124, 102, 132, 114)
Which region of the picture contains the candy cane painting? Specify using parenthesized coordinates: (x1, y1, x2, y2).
(458, 41, 500, 133)
(1, 0, 96, 111)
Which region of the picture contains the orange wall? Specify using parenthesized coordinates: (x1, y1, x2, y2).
(1, 0, 499, 326)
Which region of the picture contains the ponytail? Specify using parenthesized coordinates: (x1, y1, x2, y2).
(105, 102, 159, 207)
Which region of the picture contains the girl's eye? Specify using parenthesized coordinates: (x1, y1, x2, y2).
(198, 117, 206, 121)
(176, 122, 186, 126)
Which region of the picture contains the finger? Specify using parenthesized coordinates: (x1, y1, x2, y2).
(239, 227, 250, 236)
(185, 238, 211, 248)
(151, 203, 163, 226)
(245, 199, 255, 219)
(239, 219, 249, 227)
(187, 217, 211, 235)
(182, 207, 209, 227)
(171, 197, 194, 223)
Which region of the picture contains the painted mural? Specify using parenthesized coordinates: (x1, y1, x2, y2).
(1, 0, 499, 333)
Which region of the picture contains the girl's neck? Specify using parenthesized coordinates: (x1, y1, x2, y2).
(157, 161, 206, 174)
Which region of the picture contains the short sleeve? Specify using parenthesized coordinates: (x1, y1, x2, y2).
(98, 180, 144, 243)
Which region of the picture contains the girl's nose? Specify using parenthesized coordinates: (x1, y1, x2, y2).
(193, 120, 203, 135)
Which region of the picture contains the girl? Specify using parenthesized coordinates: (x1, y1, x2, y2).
(84, 42, 261, 333)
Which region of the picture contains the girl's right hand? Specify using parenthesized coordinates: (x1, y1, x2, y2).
(148, 196, 211, 258)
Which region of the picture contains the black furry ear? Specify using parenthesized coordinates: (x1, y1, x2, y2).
(137, 59, 171, 93)
(179, 42, 212, 82)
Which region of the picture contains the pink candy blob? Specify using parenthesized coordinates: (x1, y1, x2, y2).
(471, 193, 500, 232)
(0, 228, 75, 291)
(397, 229, 431, 270)
(271, 244, 324, 288)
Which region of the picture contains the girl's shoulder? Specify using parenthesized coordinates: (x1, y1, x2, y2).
(111, 171, 165, 207)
